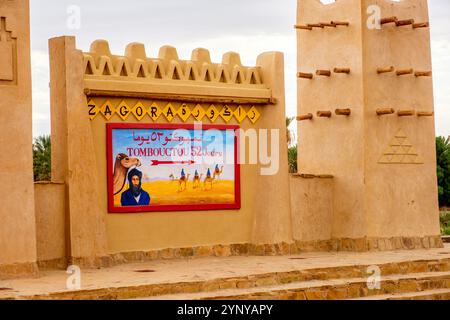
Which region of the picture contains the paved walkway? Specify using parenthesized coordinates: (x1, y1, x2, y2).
(1, 244, 449, 299)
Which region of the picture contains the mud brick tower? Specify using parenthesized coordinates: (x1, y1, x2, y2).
(0, 0, 37, 278)
(296, 0, 442, 249)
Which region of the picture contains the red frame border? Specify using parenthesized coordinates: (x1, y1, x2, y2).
(106, 123, 241, 214)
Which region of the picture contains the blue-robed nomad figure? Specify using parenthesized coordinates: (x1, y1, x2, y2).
(121, 168, 151, 206)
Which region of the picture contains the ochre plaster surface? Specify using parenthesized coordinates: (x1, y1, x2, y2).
(290, 175, 334, 242)
(296, 0, 440, 241)
(34, 183, 66, 266)
(0, 0, 37, 279)
(49, 37, 109, 267)
(2, 0, 442, 275)
(48, 37, 290, 263)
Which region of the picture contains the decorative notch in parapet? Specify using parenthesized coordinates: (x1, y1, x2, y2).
(83, 41, 262, 85)
(83, 41, 273, 105)
(0, 17, 17, 85)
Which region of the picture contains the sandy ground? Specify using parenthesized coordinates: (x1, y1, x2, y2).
(0, 244, 449, 299)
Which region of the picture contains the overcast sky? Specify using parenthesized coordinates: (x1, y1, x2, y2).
(29, 0, 450, 137)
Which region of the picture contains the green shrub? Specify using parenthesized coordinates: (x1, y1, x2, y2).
(444, 227, 450, 236)
(33, 135, 51, 182)
(288, 145, 298, 174)
(437, 136, 450, 207)
(440, 211, 450, 235)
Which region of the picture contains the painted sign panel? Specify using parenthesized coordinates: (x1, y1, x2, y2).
(107, 123, 241, 213)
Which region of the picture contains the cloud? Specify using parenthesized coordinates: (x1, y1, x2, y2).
(30, 0, 297, 52)
(29, 0, 450, 137)
(31, 50, 50, 137)
(431, 39, 450, 136)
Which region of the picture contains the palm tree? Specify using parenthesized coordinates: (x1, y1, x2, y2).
(286, 116, 295, 146)
(33, 135, 51, 181)
(286, 117, 298, 173)
(437, 136, 450, 207)
(288, 144, 298, 173)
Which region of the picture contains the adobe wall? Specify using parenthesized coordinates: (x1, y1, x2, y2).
(0, 0, 38, 279)
(361, 0, 440, 238)
(296, 0, 441, 245)
(49, 37, 109, 267)
(28, 0, 444, 271)
(48, 37, 292, 266)
(0, 0, 445, 280)
(34, 183, 66, 269)
(297, 0, 366, 239)
(289, 175, 334, 242)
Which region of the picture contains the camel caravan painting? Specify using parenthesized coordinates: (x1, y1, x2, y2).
(107, 123, 241, 213)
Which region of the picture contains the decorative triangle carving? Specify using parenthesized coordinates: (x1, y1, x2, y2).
(379, 130, 424, 165)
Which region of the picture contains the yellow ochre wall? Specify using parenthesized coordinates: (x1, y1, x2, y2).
(37, 0, 442, 268)
(296, 0, 440, 241)
(361, 0, 439, 238)
(34, 183, 66, 268)
(49, 37, 291, 264)
(90, 99, 257, 253)
(0, 0, 444, 278)
(297, 0, 366, 239)
(0, 0, 38, 278)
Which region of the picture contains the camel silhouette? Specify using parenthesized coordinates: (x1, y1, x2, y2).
(213, 165, 224, 181)
(193, 174, 204, 189)
(179, 174, 191, 192)
(204, 175, 215, 191)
